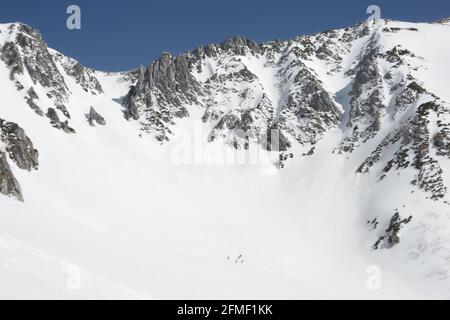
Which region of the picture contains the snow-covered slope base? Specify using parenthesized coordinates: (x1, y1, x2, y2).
(1, 19, 450, 299)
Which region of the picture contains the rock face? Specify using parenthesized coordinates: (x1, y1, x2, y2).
(261, 127, 291, 152)
(356, 89, 450, 201)
(0, 23, 69, 108)
(86, 107, 106, 126)
(0, 118, 39, 201)
(219, 37, 261, 56)
(25, 87, 44, 116)
(0, 22, 110, 136)
(46, 108, 76, 134)
(0, 40, 23, 80)
(0, 152, 23, 201)
(123, 53, 201, 141)
(276, 61, 342, 146)
(373, 211, 413, 249)
(0, 119, 39, 171)
(53, 54, 104, 95)
(0, 22, 77, 138)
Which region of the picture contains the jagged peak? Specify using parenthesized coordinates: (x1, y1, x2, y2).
(160, 51, 173, 59)
(220, 36, 259, 49)
(0, 22, 42, 39)
(0, 22, 28, 30)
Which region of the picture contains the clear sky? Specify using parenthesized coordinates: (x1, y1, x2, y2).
(1, 0, 449, 71)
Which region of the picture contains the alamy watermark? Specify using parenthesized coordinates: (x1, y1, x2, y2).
(66, 5, 81, 30)
(367, 5, 382, 24)
(169, 122, 286, 175)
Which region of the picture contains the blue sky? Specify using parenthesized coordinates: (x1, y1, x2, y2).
(1, 0, 449, 71)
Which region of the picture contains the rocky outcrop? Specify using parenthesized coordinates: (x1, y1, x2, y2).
(86, 107, 106, 127)
(123, 53, 201, 141)
(204, 63, 274, 149)
(56, 56, 104, 95)
(261, 127, 291, 152)
(344, 47, 385, 147)
(373, 211, 412, 249)
(0, 152, 23, 201)
(219, 37, 261, 56)
(0, 119, 39, 171)
(13, 24, 69, 102)
(46, 108, 76, 134)
(0, 118, 39, 202)
(357, 94, 449, 201)
(277, 61, 342, 148)
(25, 87, 44, 116)
(208, 105, 273, 150)
(0, 40, 24, 80)
(0, 23, 71, 123)
(189, 37, 261, 63)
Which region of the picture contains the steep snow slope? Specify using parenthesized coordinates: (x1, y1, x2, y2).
(1, 19, 450, 299)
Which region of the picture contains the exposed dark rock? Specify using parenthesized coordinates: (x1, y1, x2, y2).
(56, 104, 71, 119)
(373, 211, 412, 249)
(1, 23, 70, 123)
(358, 97, 448, 200)
(303, 147, 316, 156)
(25, 87, 44, 116)
(209, 110, 263, 150)
(261, 127, 291, 152)
(347, 48, 384, 131)
(220, 37, 261, 56)
(46, 108, 60, 127)
(277, 152, 294, 169)
(27, 87, 39, 100)
(394, 84, 419, 114)
(206, 92, 273, 150)
(0, 23, 70, 126)
(0, 152, 23, 202)
(367, 217, 379, 230)
(0, 119, 39, 171)
(407, 81, 426, 94)
(0, 41, 24, 80)
(15, 81, 24, 91)
(383, 27, 418, 33)
(46, 108, 76, 134)
(190, 36, 262, 62)
(0, 118, 39, 202)
(86, 107, 106, 126)
(14, 25, 68, 103)
(64, 61, 104, 94)
(278, 63, 342, 146)
(25, 97, 43, 116)
(123, 53, 200, 141)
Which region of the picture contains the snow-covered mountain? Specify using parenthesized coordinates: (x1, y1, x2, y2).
(1, 18, 450, 299)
